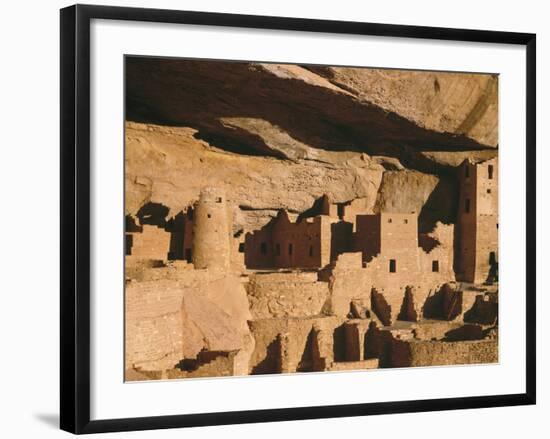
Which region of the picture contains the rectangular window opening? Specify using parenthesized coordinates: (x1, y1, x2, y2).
(488, 165, 494, 180)
(432, 260, 439, 272)
(389, 259, 396, 273)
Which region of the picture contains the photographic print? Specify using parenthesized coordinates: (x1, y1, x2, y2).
(124, 57, 499, 382)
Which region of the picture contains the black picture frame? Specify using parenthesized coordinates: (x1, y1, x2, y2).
(60, 4, 536, 434)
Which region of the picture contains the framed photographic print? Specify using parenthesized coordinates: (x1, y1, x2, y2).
(60, 4, 536, 434)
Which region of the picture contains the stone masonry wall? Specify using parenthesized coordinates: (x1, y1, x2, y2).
(127, 224, 171, 261)
(248, 315, 344, 374)
(390, 338, 498, 367)
(246, 272, 330, 319)
(125, 271, 253, 376)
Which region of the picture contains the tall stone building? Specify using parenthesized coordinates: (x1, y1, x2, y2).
(456, 157, 498, 284)
(192, 187, 232, 270)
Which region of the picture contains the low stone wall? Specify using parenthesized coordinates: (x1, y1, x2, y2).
(411, 320, 464, 340)
(127, 351, 240, 381)
(390, 339, 498, 367)
(127, 224, 170, 260)
(329, 359, 379, 371)
(246, 272, 330, 319)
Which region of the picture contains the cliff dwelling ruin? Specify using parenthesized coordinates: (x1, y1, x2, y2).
(124, 57, 499, 381)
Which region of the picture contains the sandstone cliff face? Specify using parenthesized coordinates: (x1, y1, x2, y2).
(125, 59, 499, 379)
(125, 57, 498, 235)
(125, 122, 384, 232)
(302, 65, 498, 147)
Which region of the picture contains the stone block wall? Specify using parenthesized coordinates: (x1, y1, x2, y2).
(248, 316, 344, 374)
(246, 272, 330, 319)
(127, 224, 171, 261)
(390, 339, 498, 367)
(244, 212, 330, 269)
(125, 271, 253, 375)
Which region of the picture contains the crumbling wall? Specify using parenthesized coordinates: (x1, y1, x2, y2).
(244, 211, 328, 269)
(390, 339, 498, 367)
(418, 222, 455, 280)
(248, 316, 344, 374)
(325, 252, 370, 317)
(341, 197, 375, 231)
(125, 271, 253, 376)
(325, 211, 455, 325)
(126, 224, 171, 261)
(343, 319, 372, 361)
(246, 272, 330, 319)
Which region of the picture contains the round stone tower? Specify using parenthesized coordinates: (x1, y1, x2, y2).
(192, 187, 231, 270)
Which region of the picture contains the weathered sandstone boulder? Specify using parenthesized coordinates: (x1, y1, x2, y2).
(125, 271, 253, 376)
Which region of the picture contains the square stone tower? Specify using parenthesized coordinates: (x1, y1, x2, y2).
(355, 212, 418, 264)
(456, 157, 498, 284)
